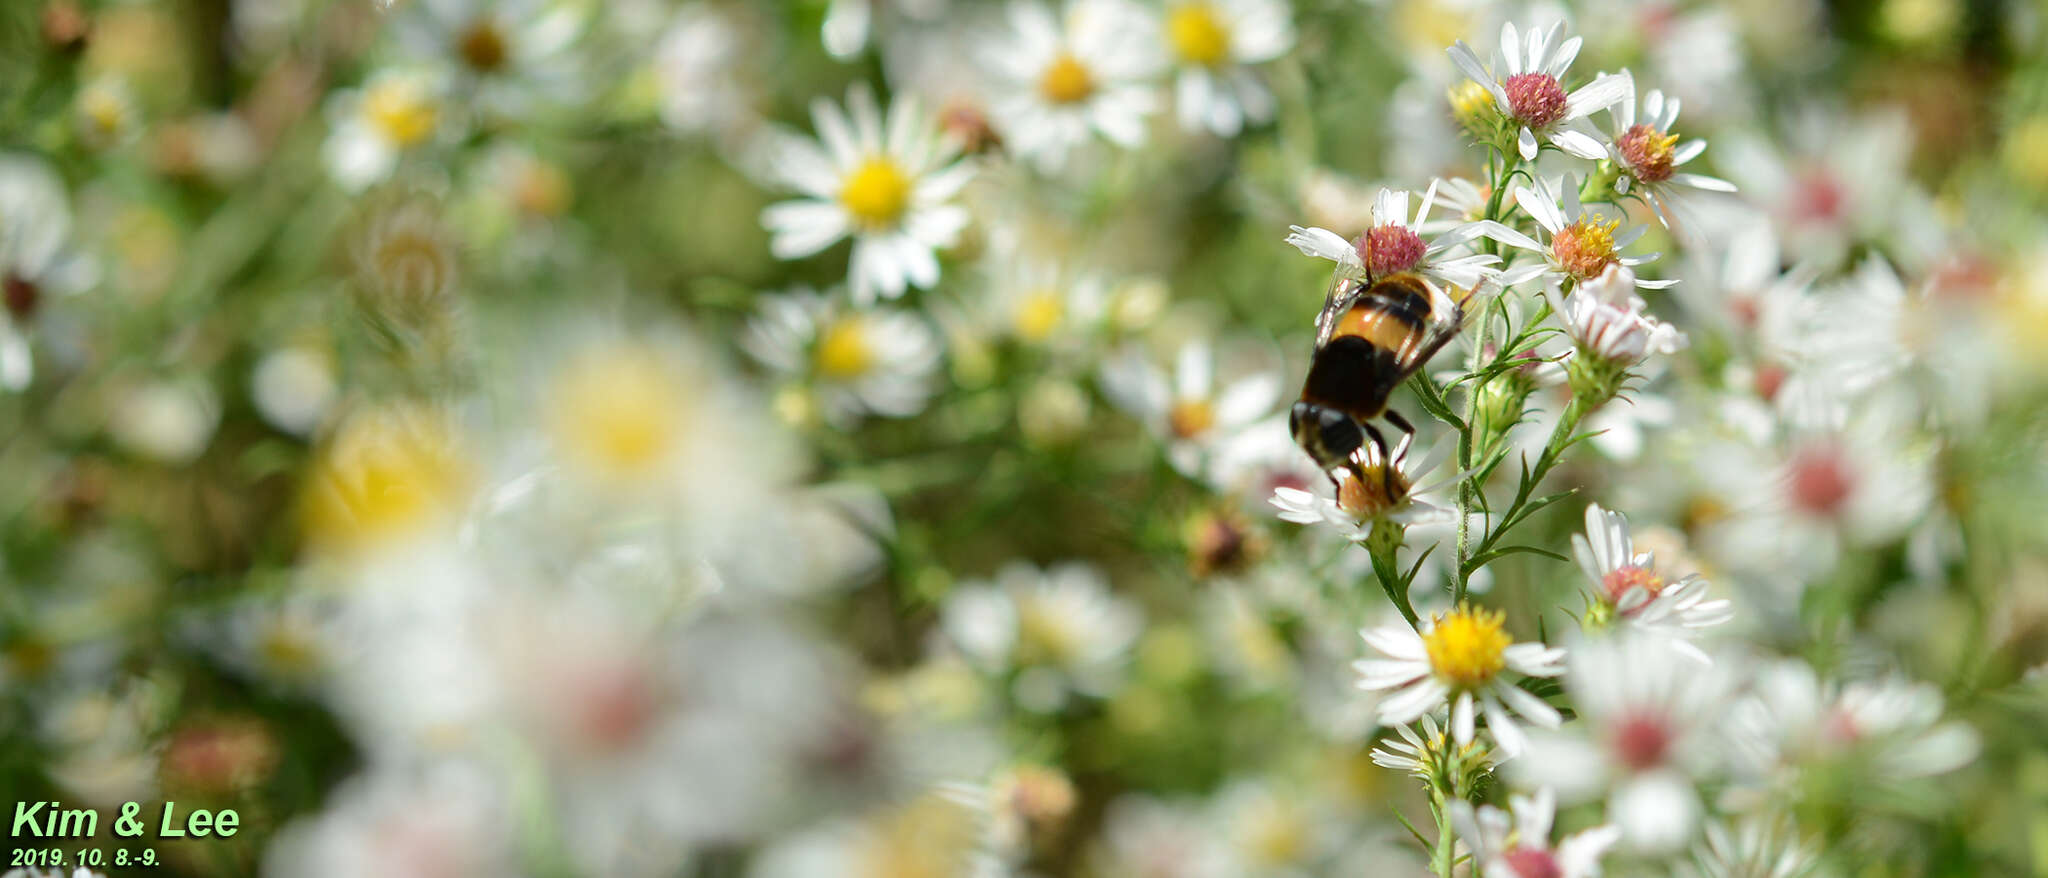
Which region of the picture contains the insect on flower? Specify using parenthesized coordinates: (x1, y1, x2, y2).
(1290, 268, 1468, 497)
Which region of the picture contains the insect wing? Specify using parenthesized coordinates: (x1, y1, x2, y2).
(1313, 272, 1366, 350)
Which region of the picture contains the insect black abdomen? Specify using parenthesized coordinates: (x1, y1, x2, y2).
(1298, 335, 1402, 419)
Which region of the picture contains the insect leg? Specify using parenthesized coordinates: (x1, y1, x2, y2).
(1360, 420, 1395, 499)
(1384, 408, 1416, 463)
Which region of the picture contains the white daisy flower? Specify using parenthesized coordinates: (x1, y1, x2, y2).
(1369, 712, 1495, 786)
(1551, 264, 1687, 369)
(1598, 85, 1736, 232)
(983, 0, 1162, 170)
(322, 68, 452, 191)
(1285, 180, 1501, 291)
(741, 288, 943, 427)
(1570, 503, 1731, 661)
(1447, 21, 1632, 160)
(653, 4, 760, 140)
(1726, 659, 1979, 798)
(761, 85, 974, 304)
(0, 153, 97, 392)
(1098, 339, 1281, 481)
(975, 231, 1108, 346)
(1353, 603, 1565, 757)
(1156, 0, 1294, 137)
(1448, 788, 1622, 878)
(386, 0, 587, 120)
(1269, 438, 1458, 539)
(1480, 173, 1671, 291)
(1677, 816, 1820, 878)
(941, 560, 1142, 712)
(1514, 635, 1735, 853)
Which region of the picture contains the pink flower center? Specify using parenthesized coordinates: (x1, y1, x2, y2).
(1503, 846, 1564, 878)
(1357, 223, 1427, 277)
(1616, 123, 1679, 182)
(1503, 73, 1568, 128)
(1792, 171, 1846, 223)
(1601, 564, 1665, 605)
(1788, 445, 1855, 517)
(1753, 362, 1786, 402)
(1612, 713, 1673, 771)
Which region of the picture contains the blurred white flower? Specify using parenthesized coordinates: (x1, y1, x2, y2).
(1154, 0, 1293, 137)
(108, 380, 220, 465)
(751, 785, 1000, 878)
(322, 69, 452, 190)
(761, 85, 974, 303)
(1354, 603, 1565, 757)
(1447, 21, 1631, 160)
(1677, 815, 1820, 878)
(1514, 635, 1735, 853)
(264, 762, 519, 878)
(941, 560, 1140, 711)
(1099, 339, 1280, 481)
(1, 153, 97, 392)
(983, 0, 1162, 170)
(654, 4, 759, 139)
(386, 0, 588, 120)
(1729, 660, 1979, 784)
(1449, 788, 1621, 878)
(742, 288, 943, 426)
(252, 346, 339, 437)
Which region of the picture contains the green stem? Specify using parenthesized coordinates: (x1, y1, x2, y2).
(1453, 148, 1522, 604)
(1431, 791, 1457, 878)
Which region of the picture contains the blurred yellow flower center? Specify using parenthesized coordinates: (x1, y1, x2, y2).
(815, 318, 877, 379)
(550, 349, 688, 477)
(1016, 596, 1082, 665)
(363, 79, 440, 147)
(1014, 290, 1066, 341)
(856, 792, 983, 878)
(1037, 53, 1096, 105)
(2002, 115, 2048, 191)
(1241, 803, 1310, 865)
(1167, 4, 1231, 66)
(1423, 604, 1511, 687)
(840, 158, 913, 229)
(1448, 78, 1495, 125)
(302, 408, 469, 554)
(1397, 3, 1474, 57)
(1553, 216, 1621, 280)
(1167, 398, 1216, 439)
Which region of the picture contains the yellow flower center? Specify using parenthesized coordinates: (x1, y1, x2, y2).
(1167, 4, 1231, 66)
(856, 791, 984, 878)
(1167, 398, 1216, 439)
(549, 348, 690, 478)
(815, 318, 877, 379)
(1037, 53, 1097, 105)
(1447, 78, 1496, 127)
(1552, 216, 1621, 280)
(1335, 465, 1412, 520)
(1422, 604, 1512, 688)
(302, 407, 470, 554)
(1016, 596, 1082, 666)
(1013, 289, 1066, 341)
(362, 78, 440, 148)
(839, 158, 914, 230)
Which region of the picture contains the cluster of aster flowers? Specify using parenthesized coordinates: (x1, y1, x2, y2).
(4, 2, 2043, 878)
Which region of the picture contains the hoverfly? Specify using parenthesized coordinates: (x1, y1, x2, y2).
(1289, 269, 1467, 494)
